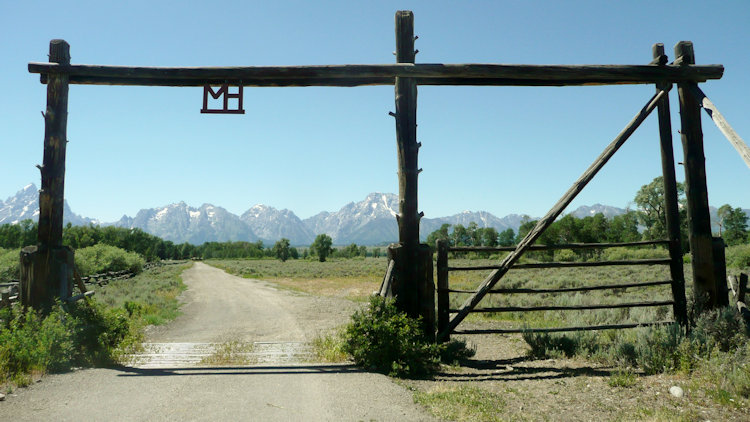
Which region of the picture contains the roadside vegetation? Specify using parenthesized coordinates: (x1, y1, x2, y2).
(0, 253, 190, 390)
(314, 296, 474, 378)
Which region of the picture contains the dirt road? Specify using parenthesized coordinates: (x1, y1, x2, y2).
(0, 263, 435, 421)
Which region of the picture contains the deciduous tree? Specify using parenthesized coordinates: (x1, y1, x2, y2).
(273, 238, 291, 262)
(310, 234, 333, 262)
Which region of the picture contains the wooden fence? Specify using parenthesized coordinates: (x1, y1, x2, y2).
(729, 273, 750, 322)
(436, 239, 684, 339)
(0, 260, 187, 309)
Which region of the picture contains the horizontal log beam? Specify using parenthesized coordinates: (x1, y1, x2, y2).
(452, 321, 674, 335)
(447, 258, 672, 271)
(28, 62, 724, 87)
(442, 279, 672, 294)
(449, 300, 674, 313)
(448, 240, 669, 252)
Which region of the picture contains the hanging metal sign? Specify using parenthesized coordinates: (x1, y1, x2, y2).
(201, 83, 245, 114)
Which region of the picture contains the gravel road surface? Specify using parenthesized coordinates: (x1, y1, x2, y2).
(0, 263, 435, 421)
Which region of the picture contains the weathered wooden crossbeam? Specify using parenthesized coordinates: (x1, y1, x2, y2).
(28, 62, 724, 87)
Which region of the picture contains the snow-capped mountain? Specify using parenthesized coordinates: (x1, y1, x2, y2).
(303, 193, 400, 245)
(421, 211, 527, 237)
(241, 205, 315, 245)
(114, 202, 256, 245)
(3, 184, 748, 246)
(0, 183, 92, 226)
(570, 204, 627, 219)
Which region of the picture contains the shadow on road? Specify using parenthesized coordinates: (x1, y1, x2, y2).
(115, 364, 366, 377)
(431, 356, 614, 382)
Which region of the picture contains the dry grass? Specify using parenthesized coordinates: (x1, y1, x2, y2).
(207, 258, 386, 301)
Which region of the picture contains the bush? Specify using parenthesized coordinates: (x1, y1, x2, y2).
(0, 248, 19, 280)
(554, 249, 578, 262)
(726, 244, 750, 270)
(602, 246, 669, 261)
(75, 244, 145, 276)
(0, 300, 139, 384)
(343, 296, 440, 377)
(522, 306, 750, 377)
(343, 296, 473, 378)
(633, 324, 683, 375)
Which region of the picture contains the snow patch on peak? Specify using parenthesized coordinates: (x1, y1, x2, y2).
(155, 208, 169, 221)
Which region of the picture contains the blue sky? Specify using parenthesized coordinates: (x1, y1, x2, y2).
(1, 1, 749, 222)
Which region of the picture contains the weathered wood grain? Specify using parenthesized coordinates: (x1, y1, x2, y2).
(653, 43, 688, 325)
(28, 62, 724, 87)
(688, 84, 750, 170)
(675, 41, 717, 309)
(442, 279, 672, 295)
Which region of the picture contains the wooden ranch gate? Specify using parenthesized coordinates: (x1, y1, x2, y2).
(24, 11, 748, 340)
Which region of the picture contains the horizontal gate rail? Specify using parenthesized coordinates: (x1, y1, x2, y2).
(453, 321, 675, 335)
(442, 279, 672, 294)
(448, 240, 669, 252)
(448, 258, 671, 271)
(436, 238, 678, 341)
(449, 300, 674, 313)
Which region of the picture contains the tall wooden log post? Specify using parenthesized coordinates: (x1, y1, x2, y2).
(712, 237, 729, 307)
(20, 39, 75, 309)
(652, 44, 688, 325)
(674, 41, 717, 310)
(436, 239, 450, 342)
(390, 11, 435, 340)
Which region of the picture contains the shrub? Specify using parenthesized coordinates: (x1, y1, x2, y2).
(633, 324, 683, 375)
(0, 300, 139, 383)
(343, 296, 441, 377)
(726, 244, 750, 270)
(75, 244, 145, 276)
(554, 249, 578, 262)
(342, 296, 473, 378)
(0, 248, 19, 280)
(602, 246, 669, 261)
(523, 331, 580, 359)
(522, 305, 750, 383)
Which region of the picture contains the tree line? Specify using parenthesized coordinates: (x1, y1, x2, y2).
(425, 176, 749, 249)
(0, 222, 194, 261)
(0, 223, 383, 263)
(1, 177, 746, 261)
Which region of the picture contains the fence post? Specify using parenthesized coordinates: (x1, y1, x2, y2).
(712, 237, 729, 307)
(437, 239, 450, 342)
(675, 41, 717, 310)
(20, 40, 75, 309)
(652, 44, 688, 325)
(390, 11, 435, 340)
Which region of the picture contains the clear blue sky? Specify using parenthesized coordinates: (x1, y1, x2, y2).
(2, 1, 749, 222)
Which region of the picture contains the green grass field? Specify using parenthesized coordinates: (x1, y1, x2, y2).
(206, 255, 692, 326)
(92, 262, 192, 325)
(207, 258, 386, 301)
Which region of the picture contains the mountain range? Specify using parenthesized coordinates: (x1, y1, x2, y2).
(2, 184, 748, 246)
